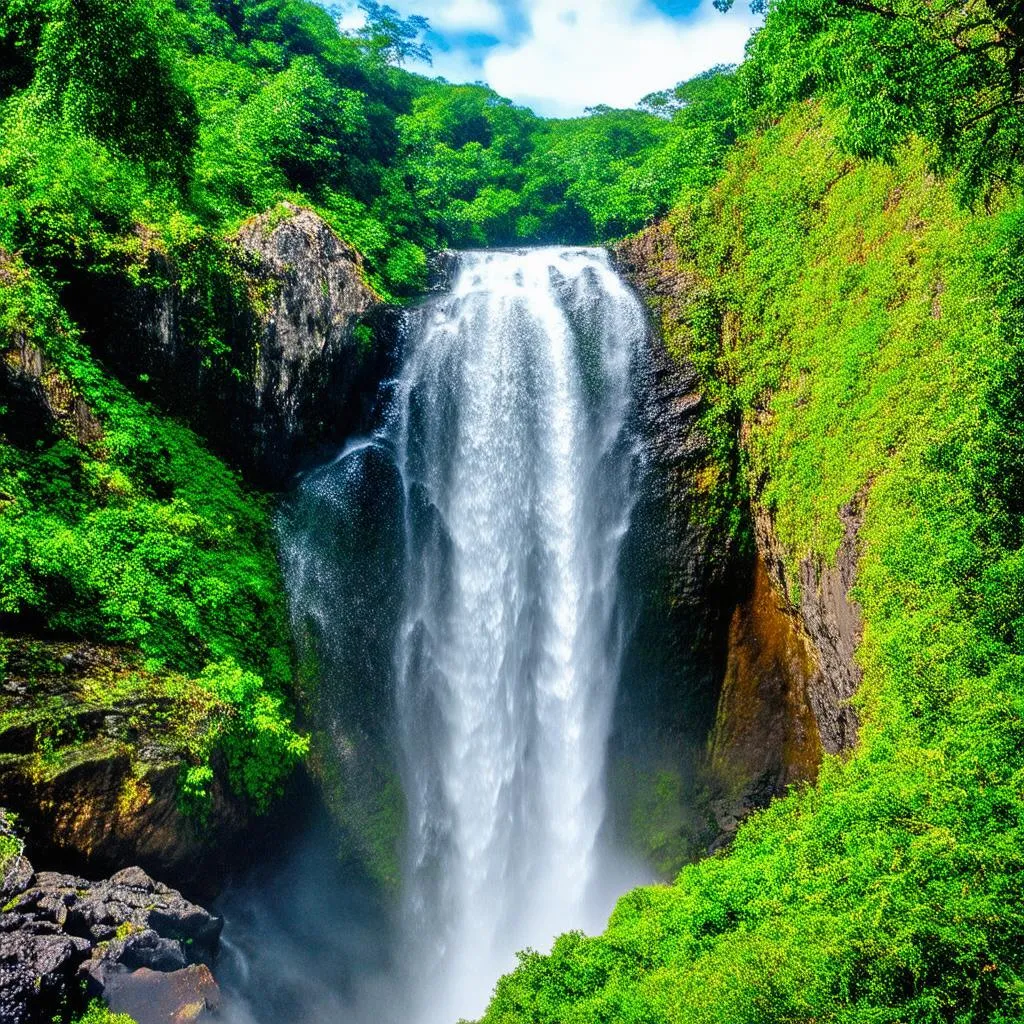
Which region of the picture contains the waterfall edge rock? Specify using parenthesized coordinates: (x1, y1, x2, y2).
(63, 203, 400, 489)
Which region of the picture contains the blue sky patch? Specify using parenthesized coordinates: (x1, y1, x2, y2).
(332, 0, 760, 116)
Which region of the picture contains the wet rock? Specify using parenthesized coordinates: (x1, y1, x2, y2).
(707, 555, 824, 841)
(107, 930, 189, 973)
(0, 815, 223, 1024)
(1, 856, 33, 904)
(0, 929, 91, 1023)
(427, 249, 463, 292)
(103, 964, 220, 1024)
(615, 223, 737, 662)
(612, 227, 738, 760)
(235, 203, 380, 474)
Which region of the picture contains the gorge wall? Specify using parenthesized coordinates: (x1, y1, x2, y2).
(2, 200, 867, 911)
(3, 189, 867, 913)
(67, 203, 400, 489)
(616, 219, 863, 843)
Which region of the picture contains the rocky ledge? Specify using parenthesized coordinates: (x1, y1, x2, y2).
(71, 202, 399, 488)
(1, 814, 221, 1024)
(0, 641, 247, 896)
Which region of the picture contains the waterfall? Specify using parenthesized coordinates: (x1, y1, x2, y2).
(278, 247, 648, 1024)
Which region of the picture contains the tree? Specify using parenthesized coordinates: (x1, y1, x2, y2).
(34, 0, 199, 181)
(353, 1, 431, 66)
(723, 0, 1024, 200)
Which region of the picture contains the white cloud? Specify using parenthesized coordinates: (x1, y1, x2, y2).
(327, 0, 760, 116)
(426, 0, 506, 34)
(335, 7, 367, 34)
(480, 0, 760, 116)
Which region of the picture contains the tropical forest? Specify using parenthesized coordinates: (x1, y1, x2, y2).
(0, 0, 1022, 1022)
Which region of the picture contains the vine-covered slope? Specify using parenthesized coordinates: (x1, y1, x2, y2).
(478, 100, 1024, 1024)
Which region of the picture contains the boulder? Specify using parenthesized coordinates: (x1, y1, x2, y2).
(0, 818, 223, 1024)
(103, 964, 220, 1024)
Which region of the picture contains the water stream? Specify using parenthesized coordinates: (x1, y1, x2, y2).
(221, 248, 653, 1024)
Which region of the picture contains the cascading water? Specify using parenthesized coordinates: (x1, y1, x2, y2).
(394, 249, 646, 1022)
(245, 247, 650, 1024)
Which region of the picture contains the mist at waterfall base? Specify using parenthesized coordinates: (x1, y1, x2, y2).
(217, 248, 686, 1024)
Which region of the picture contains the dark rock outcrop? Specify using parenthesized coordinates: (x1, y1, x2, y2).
(232, 204, 390, 483)
(706, 556, 824, 845)
(602, 228, 741, 871)
(69, 203, 400, 488)
(752, 499, 864, 754)
(615, 222, 865, 848)
(614, 224, 737, 716)
(0, 833, 221, 1024)
(0, 642, 248, 897)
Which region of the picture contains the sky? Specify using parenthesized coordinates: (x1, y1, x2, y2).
(332, 0, 762, 118)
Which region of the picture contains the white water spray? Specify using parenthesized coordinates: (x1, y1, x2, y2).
(272, 248, 649, 1024)
(393, 249, 646, 1023)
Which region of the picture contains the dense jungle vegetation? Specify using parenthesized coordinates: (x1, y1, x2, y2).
(0, 0, 737, 818)
(1, 0, 1023, 1021)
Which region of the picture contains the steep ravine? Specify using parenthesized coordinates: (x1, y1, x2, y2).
(3, 204, 861, 1023)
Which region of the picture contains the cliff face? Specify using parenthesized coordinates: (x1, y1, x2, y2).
(1, 248, 301, 894)
(605, 227, 738, 868)
(615, 221, 863, 841)
(71, 203, 397, 488)
(752, 499, 863, 754)
(616, 228, 731, 646)
(0, 639, 248, 898)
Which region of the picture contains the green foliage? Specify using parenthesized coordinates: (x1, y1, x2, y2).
(353, 1, 431, 67)
(33, 0, 199, 181)
(187, 659, 309, 812)
(478, 102, 1024, 1024)
(732, 0, 1024, 203)
(0, 258, 301, 809)
(0, 833, 20, 881)
(71, 1001, 136, 1024)
(1, 0, 731, 298)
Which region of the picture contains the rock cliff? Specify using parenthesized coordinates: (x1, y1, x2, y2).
(615, 221, 864, 843)
(69, 203, 398, 488)
(0, 641, 249, 898)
